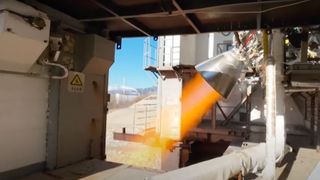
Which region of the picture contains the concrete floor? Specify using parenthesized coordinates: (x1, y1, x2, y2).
(106, 95, 162, 169)
(19, 93, 320, 180)
(19, 146, 320, 180)
(18, 128, 320, 180)
(276, 147, 320, 180)
(19, 159, 160, 180)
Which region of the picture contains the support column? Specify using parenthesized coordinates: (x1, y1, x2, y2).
(273, 29, 286, 162)
(263, 28, 276, 179)
(264, 55, 276, 180)
(263, 29, 285, 180)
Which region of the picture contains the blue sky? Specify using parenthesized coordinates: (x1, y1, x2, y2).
(109, 37, 157, 89)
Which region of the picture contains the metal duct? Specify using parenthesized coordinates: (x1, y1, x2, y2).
(195, 50, 243, 99)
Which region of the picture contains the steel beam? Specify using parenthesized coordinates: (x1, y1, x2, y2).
(172, 0, 200, 33)
(216, 103, 228, 121)
(80, 0, 295, 22)
(91, 0, 151, 36)
(222, 96, 249, 126)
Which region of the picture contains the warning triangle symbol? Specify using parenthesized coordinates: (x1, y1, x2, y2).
(70, 74, 82, 86)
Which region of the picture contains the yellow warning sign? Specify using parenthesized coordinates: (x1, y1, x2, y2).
(70, 74, 82, 86)
(68, 72, 85, 93)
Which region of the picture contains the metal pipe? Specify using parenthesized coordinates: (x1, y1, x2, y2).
(273, 29, 286, 163)
(42, 59, 68, 79)
(0, 61, 68, 80)
(285, 87, 318, 93)
(262, 29, 286, 179)
(150, 143, 267, 180)
(263, 56, 277, 180)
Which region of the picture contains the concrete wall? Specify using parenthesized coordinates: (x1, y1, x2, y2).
(180, 33, 209, 65)
(180, 35, 196, 65)
(195, 33, 210, 64)
(158, 33, 232, 67)
(157, 73, 182, 140)
(56, 74, 106, 167)
(46, 35, 114, 168)
(0, 74, 48, 172)
(249, 87, 304, 125)
(208, 33, 233, 59)
(157, 73, 181, 171)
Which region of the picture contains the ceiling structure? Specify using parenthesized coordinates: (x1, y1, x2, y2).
(23, 0, 320, 39)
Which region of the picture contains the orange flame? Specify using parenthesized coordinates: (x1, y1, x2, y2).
(141, 73, 221, 149)
(118, 73, 221, 169)
(180, 73, 221, 139)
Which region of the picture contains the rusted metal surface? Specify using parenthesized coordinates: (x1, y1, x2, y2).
(113, 132, 145, 143)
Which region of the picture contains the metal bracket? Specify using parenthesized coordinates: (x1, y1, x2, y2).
(153, 36, 158, 41)
(116, 36, 122, 49)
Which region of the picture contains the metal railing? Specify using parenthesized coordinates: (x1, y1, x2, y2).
(144, 36, 181, 69)
(132, 97, 158, 134)
(158, 46, 180, 67)
(143, 37, 158, 68)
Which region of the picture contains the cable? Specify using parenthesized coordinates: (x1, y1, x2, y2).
(194, 0, 311, 15)
(259, 0, 311, 13)
(0, 61, 68, 80)
(42, 59, 69, 79)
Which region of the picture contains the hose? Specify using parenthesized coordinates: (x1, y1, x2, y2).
(42, 59, 68, 79)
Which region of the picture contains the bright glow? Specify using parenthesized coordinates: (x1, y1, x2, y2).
(122, 73, 221, 169)
(180, 73, 221, 138)
(138, 73, 221, 149)
(250, 107, 262, 121)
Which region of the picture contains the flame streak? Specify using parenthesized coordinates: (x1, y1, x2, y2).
(140, 73, 221, 150)
(180, 73, 221, 139)
(118, 73, 221, 169)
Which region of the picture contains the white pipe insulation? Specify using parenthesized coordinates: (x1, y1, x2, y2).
(263, 56, 277, 179)
(149, 143, 267, 180)
(273, 29, 286, 163)
(263, 29, 286, 180)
